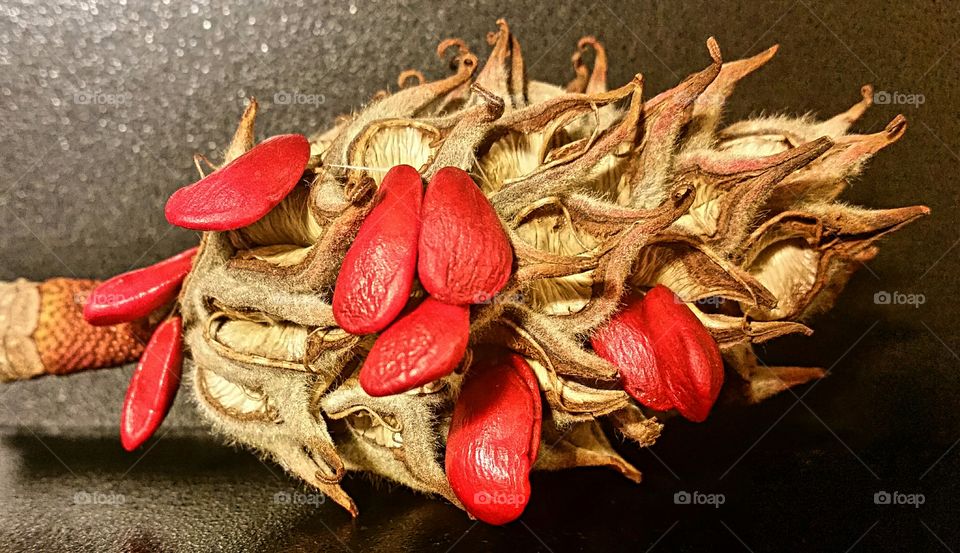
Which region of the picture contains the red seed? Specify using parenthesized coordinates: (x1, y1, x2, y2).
(165, 134, 311, 231)
(120, 316, 183, 451)
(358, 297, 469, 397)
(83, 247, 198, 326)
(640, 286, 724, 422)
(445, 351, 541, 525)
(418, 167, 513, 305)
(591, 285, 724, 422)
(333, 165, 423, 334)
(590, 296, 673, 412)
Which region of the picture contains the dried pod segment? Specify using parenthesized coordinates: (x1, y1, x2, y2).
(592, 286, 723, 422)
(165, 134, 311, 231)
(446, 351, 542, 525)
(121, 316, 184, 451)
(333, 165, 423, 334)
(0, 278, 151, 381)
(418, 167, 514, 305)
(83, 247, 198, 326)
(358, 297, 470, 396)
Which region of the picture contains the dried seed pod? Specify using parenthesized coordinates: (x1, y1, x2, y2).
(445, 351, 541, 525)
(120, 316, 184, 451)
(83, 247, 198, 326)
(333, 165, 423, 334)
(418, 167, 513, 305)
(0, 21, 929, 524)
(358, 297, 469, 396)
(165, 134, 310, 231)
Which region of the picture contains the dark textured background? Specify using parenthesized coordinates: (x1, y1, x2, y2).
(1, 1, 958, 551)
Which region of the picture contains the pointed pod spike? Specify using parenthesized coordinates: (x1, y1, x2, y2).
(120, 316, 183, 451)
(725, 44, 779, 80)
(782, 115, 907, 195)
(222, 98, 258, 164)
(83, 247, 198, 326)
(475, 19, 526, 108)
(748, 365, 826, 404)
(839, 112, 908, 156)
(706, 36, 722, 65)
(818, 84, 875, 138)
(714, 137, 833, 251)
(832, 111, 905, 162)
(578, 36, 609, 94)
(566, 36, 608, 94)
(565, 45, 590, 93)
(709, 43, 778, 90)
(446, 351, 541, 525)
(691, 44, 779, 142)
(419, 167, 513, 305)
(358, 297, 469, 397)
(811, 203, 930, 240)
(333, 165, 424, 334)
(165, 134, 311, 231)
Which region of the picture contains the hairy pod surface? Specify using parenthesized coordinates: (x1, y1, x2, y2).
(446, 351, 542, 525)
(83, 247, 197, 326)
(165, 134, 310, 231)
(120, 316, 184, 451)
(418, 167, 513, 305)
(358, 297, 470, 396)
(334, 165, 423, 334)
(592, 286, 724, 421)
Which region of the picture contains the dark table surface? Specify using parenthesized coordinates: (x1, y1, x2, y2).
(1, 1, 959, 551)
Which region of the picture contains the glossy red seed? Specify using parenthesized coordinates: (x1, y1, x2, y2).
(640, 286, 724, 422)
(358, 297, 469, 397)
(590, 296, 673, 412)
(120, 316, 183, 451)
(418, 167, 513, 305)
(165, 134, 311, 231)
(333, 165, 423, 334)
(83, 247, 198, 326)
(446, 351, 541, 525)
(591, 286, 724, 422)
